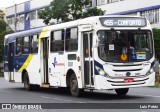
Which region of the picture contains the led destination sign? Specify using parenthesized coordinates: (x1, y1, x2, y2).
(100, 17, 147, 27)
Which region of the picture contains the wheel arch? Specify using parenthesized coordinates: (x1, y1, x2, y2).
(22, 69, 27, 83)
(66, 69, 76, 87)
(66, 69, 83, 88)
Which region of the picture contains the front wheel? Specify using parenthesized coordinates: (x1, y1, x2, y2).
(23, 72, 34, 91)
(115, 88, 129, 96)
(70, 74, 83, 97)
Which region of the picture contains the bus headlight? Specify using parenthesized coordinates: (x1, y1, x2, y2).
(95, 66, 109, 77)
(99, 69, 105, 76)
(149, 68, 154, 74)
(147, 68, 154, 75)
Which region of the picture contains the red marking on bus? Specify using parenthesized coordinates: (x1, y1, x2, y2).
(124, 78, 134, 83)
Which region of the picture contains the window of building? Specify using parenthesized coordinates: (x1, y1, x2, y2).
(141, 9, 160, 24)
(97, 0, 107, 5)
(7, 16, 15, 25)
(12, 17, 15, 24)
(19, 15, 24, 23)
(65, 28, 78, 51)
(25, 13, 30, 21)
(96, 0, 123, 5)
(51, 30, 64, 52)
(30, 11, 36, 20)
(7, 18, 12, 25)
(31, 34, 39, 53)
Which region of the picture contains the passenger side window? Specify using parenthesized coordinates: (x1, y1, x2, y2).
(51, 30, 64, 52)
(16, 37, 22, 55)
(4, 45, 8, 56)
(65, 28, 78, 51)
(31, 35, 39, 53)
(23, 36, 30, 54)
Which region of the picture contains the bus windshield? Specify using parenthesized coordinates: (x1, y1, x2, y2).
(98, 30, 153, 63)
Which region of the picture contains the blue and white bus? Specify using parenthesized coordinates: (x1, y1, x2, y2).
(4, 16, 155, 97)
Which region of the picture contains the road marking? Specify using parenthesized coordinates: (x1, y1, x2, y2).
(41, 96, 51, 99)
(52, 97, 73, 102)
(52, 98, 86, 103)
(130, 94, 160, 98)
(0, 90, 10, 93)
(41, 96, 86, 103)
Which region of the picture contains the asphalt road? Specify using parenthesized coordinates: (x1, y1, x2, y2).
(0, 77, 160, 112)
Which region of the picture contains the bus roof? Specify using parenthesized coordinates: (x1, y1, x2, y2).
(5, 15, 148, 43)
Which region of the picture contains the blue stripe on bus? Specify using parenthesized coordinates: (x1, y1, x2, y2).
(151, 60, 155, 69)
(94, 60, 103, 75)
(14, 55, 29, 72)
(4, 55, 29, 72)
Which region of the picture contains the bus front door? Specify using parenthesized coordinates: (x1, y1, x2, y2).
(83, 33, 94, 87)
(8, 42, 15, 82)
(41, 38, 49, 86)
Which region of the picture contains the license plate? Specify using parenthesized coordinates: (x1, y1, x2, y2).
(124, 78, 134, 83)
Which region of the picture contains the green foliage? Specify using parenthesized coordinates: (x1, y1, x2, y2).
(38, 7, 52, 25)
(83, 7, 105, 18)
(0, 10, 4, 20)
(0, 20, 7, 32)
(0, 10, 13, 62)
(0, 10, 5, 62)
(38, 0, 71, 24)
(153, 28, 160, 58)
(50, 0, 71, 23)
(38, 0, 105, 25)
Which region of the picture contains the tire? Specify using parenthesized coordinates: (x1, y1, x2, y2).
(70, 74, 83, 97)
(115, 88, 129, 96)
(23, 72, 34, 91)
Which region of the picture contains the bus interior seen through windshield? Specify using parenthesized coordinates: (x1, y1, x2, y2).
(98, 30, 153, 63)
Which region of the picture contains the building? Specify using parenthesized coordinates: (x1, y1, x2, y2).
(6, 0, 160, 32)
(93, 0, 160, 28)
(0, 7, 6, 21)
(6, 0, 53, 32)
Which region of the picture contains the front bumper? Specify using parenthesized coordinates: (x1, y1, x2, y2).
(94, 72, 155, 89)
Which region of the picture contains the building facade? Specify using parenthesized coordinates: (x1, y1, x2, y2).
(0, 7, 6, 21)
(93, 0, 160, 28)
(6, 0, 53, 32)
(6, 0, 160, 32)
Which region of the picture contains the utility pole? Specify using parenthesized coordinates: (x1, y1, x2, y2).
(14, 3, 17, 32)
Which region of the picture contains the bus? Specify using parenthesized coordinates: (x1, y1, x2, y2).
(4, 16, 155, 97)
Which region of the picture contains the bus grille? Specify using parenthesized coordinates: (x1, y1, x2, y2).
(111, 63, 143, 72)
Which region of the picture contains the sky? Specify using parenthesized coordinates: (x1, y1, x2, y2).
(0, 0, 29, 8)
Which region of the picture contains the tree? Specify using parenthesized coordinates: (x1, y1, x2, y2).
(153, 28, 160, 59)
(82, 7, 105, 18)
(0, 10, 4, 20)
(0, 10, 13, 62)
(38, 0, 105, 25)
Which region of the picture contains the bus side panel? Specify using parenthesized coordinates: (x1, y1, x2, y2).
(48, 53, 64, 86)
(4, 56, 9, 81)
(63, 52, 82, 88)
(27, 54, 41, 85)
(14, 55, 29, 82)
(13, 72, 22, 82)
